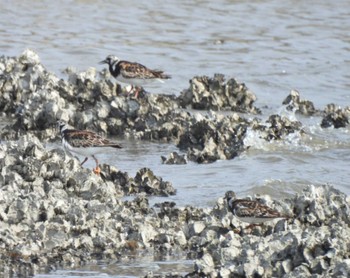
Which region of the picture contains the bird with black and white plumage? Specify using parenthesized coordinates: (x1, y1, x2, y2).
(225, 191, 289, 224)
(57, 120, 122, 175)
(99, 55, 171, 98)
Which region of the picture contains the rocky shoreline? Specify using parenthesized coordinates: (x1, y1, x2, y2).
(1, 50, 350, 277)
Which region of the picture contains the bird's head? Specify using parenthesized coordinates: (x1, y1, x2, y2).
(224, 191, 237, 208)
(57, 120, 68, 133)
(225, 191, 237, 201)
(99, 55, 120, 66)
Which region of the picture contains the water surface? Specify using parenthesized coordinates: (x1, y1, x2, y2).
(1, 0, 349, 276)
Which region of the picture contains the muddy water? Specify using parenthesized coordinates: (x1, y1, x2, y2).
(1, 0, 350, 276)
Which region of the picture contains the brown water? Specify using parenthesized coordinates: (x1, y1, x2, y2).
(1, 0, 350, 276)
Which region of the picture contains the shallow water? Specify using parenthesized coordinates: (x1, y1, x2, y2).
(1, 0, 349, 108)
(49, 111, 350, 209)
(35, 253, 193, 278)
(1, 0, 350, 276)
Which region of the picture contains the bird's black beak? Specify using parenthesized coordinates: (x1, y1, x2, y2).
(99, 59, 107, 65)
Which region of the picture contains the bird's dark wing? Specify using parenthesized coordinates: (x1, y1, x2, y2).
(64, 130, 122, 149)
(119, 61, 170, 80)
(232, 199, 283, 219)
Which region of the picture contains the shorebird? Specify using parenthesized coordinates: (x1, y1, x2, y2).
(225, 191, 288, 224)
(57, 120, 122, 175)
(99, 55, 171, 98)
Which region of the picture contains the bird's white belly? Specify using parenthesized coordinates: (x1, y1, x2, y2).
(116, 75, 163, 87)
(237, 216, 281, 224)
(63, 141, 114, 157)
(69, 147, 99, 157)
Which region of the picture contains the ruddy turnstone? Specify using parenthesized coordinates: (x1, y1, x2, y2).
(99, 55, 171, 98)
(57, 120, 122, 175)
(225, 191, 287, 224)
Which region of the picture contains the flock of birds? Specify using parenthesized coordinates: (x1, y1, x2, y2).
(58, 55, 171, 174)
(57, 55, 289, 225)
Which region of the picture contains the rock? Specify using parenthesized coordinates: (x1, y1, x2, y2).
(178, 112, 247, 163)
(132, 168, 176, 196)
(179, 74, 260, 114)
(321, 104, 350, 128)
(161, 151, 187, 164)
(174, 230, 187, 247)
(282, 89, 318, 116)
(251, 114, 303, 141)
(139, 223, 158, 248)
(19, 49, 41, 66)
(189, 221, 206, 236)
(331, 259, 350, 277)
(195, 253, 215, 275)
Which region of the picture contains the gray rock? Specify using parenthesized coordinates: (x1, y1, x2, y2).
(179, 74, 260, 114)
(321, 103, 350, 128)
(251, 114, 303, 141)
(133, 167, 176, 196)
(195, 253, 215, 275)
(282, 89, 318, 116)
(161, 151, 187, 164)
(189, 221, 206, 236)
(330, 259, 350, 277)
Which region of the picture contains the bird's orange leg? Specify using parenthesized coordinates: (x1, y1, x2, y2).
(92, 155, 101, 175)
(134, 87, 141, 98)
(127, 86, 142, 98)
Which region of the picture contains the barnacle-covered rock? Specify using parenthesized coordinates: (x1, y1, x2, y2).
(161, 151, 187, 165)
(321, 103, 350, 128)
(282, 89, 318, 116)
(179, 74, 260, 114)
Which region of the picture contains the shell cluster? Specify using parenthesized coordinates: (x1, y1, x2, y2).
(1, 50, 350, 277)
(0, 50, 305, 163)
